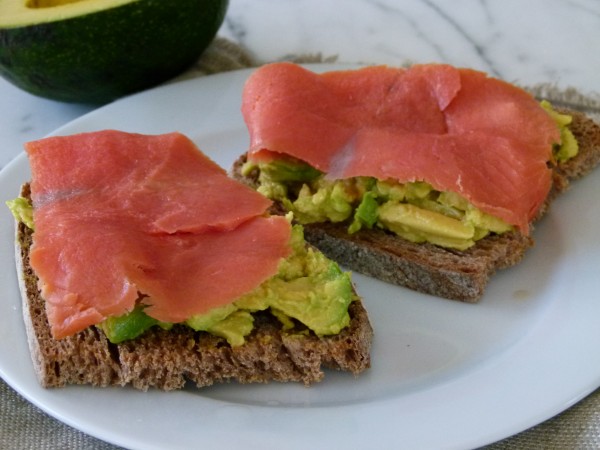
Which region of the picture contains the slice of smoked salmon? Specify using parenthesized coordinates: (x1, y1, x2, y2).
(27, 131, 273, 234)
(242, 62, 561, 233)
(242, 63, 459, 172)
(130, 215, 291, 323)
(26, 130, 291, 339)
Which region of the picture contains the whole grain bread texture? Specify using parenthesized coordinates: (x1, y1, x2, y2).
(15, 183, 373, 390)
(232, 108, 600, 303)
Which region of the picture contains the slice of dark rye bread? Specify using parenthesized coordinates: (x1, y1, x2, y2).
(14, 184, 373, 390)
(232, 109, 600, 303)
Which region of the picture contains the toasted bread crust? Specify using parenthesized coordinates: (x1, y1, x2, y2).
(552, 109, 600, 188)
(16, 184, 372, 390)
(232, 108, 600, 302)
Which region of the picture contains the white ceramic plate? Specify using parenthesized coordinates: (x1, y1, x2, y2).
(1, 66, 599, 450)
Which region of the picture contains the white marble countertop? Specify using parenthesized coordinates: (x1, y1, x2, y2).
(1, 0, 600, 448)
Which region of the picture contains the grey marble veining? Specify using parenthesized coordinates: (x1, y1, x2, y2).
(220, 0, 600, 91)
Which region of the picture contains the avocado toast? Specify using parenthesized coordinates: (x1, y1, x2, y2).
(9, 130, 372, 390)
(233, 63, 600, 302)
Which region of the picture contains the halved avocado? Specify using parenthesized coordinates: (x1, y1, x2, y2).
(0, 0, 228, 104)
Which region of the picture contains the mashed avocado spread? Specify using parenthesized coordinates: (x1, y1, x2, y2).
(8, 199, 354, 346)
(6, 197, 34, 230)
(541, 100, 579, 162)
(248, 165, 510, 250)
(244, 103, 578, 251)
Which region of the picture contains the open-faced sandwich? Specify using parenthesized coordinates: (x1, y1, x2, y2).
(7, 130, 373, 390)
(233, 62, 600, 302)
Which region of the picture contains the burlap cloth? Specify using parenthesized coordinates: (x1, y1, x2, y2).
(2, 38, 599, 450)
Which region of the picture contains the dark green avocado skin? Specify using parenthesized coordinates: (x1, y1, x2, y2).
(0, 0, 228, 104)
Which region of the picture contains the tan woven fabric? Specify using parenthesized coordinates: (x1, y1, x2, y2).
(485, 389, 600, 449)
(2, 37, 599, 450)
